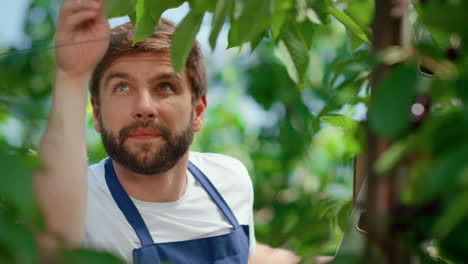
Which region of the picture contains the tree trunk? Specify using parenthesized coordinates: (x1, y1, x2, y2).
(364, 0, 411, 263)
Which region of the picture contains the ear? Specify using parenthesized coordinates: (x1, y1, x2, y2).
(193, 94, 207, 133)
(91, 97, 102, 134)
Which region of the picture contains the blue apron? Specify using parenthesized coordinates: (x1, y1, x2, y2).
(104, 158, 250, 264)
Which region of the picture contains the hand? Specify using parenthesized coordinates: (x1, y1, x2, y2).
(249, 243, 301, 264)
(314, 256, 334, 264)
(55, 0, 110, 79)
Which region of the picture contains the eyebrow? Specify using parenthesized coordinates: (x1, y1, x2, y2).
(103, 72, 136, 88)
(103, 72, 183, 88)
(149, 72, 182, 84)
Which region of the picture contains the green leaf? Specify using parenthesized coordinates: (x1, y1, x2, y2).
(171, 11, 205, 72)
(0, 213, 39, 264)
(9, 98, 48, 121)
(134, 0, 156, 43)
(337, 200, 353, 233)
(320, 113, 359, 132)
(329, 7, 369, 44)
(0, 145, 42, 223)
(188, 0, 217, 12)
(294, 20, 316, 50)
(429, 28, 451, 50)
(421, 143, 468, 202)
(35, 0, 50, 8)
(232, 0, 245, 19)
(274, 41, 300, 87)
(368, 64, 419, 138)
(374, 138, 412, 173)
(319, 75, 366, 115)
(60, 249, 124, 264)
(209, 0, 234, 50)
(274, 22, 311, 86)
(134, 0, 185, 43)
(347, 28, 364, 52)
(129, 10, 137, 24)
(271, 0, 294, 41)
(104, 0, 137, 18)
(305, 0, 331, 24)
(456, 78, 468, 124)
(227, 0, 272, 48)
(306, 8, 323, 24)
(438, 226, 468, 264)
(250, 33, 268, 53)
(432, 192, 468, 238)
(344, 0, 374, 30)
(295, 0, 309, 23)
(271, 13, 286, 42)
(415, 2, 468, 37)
(148, 0, 185, 22)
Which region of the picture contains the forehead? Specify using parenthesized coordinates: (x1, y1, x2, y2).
(101, 53, 188, 83)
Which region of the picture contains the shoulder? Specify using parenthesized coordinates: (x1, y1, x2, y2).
(189, 151, 248, 169)
(188, 151, 251, 185)
(189, 152, 256, 252)
(87, 158, 109, 193)
(188, 151, 253, 212)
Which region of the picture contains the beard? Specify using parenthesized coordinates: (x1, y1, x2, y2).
(99, 114, 194, 175)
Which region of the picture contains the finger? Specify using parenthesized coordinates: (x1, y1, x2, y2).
(94, 0, 108, 21)
(314, 256, 334, 264)
(61, 0, 101, 16)
(286, 253, 301, 264)
(65, 10, 99, 29)
(272, 249, 302, 263)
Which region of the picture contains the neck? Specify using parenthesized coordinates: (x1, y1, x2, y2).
(112, 153, 189, 203)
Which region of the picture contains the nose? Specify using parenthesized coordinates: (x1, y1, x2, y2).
(133, 90, 156, 120)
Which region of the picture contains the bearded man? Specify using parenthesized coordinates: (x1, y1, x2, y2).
(33, 0, 303, 263)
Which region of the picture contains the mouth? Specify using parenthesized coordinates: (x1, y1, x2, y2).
(128, 128, 161, 141)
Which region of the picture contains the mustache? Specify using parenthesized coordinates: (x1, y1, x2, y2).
(118, 120, 171, 142)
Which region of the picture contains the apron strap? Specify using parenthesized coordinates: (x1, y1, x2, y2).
(188, 161, 240, 228)
(104, 158, 242, 247)
(104, 158, 155, 246)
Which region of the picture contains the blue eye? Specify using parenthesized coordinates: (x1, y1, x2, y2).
(159, 83, 173, 91)
(115, 83, 130, 92)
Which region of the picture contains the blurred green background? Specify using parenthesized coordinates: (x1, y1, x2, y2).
(3, 0, 468, 263)
(0, 0, 366, 263)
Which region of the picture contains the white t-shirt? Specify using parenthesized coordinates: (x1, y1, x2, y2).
(83, 151, 256, 263)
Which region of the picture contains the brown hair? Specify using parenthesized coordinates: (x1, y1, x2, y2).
(90, 18, 206, 104)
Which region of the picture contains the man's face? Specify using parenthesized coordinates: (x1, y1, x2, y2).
(92, 53, 206, 174)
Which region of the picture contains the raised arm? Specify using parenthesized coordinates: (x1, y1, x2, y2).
(33, 0, 109, 249)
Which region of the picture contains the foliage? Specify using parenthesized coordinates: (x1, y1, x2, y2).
(190, 43, 356, 260)
(1, 0, 468, 263)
